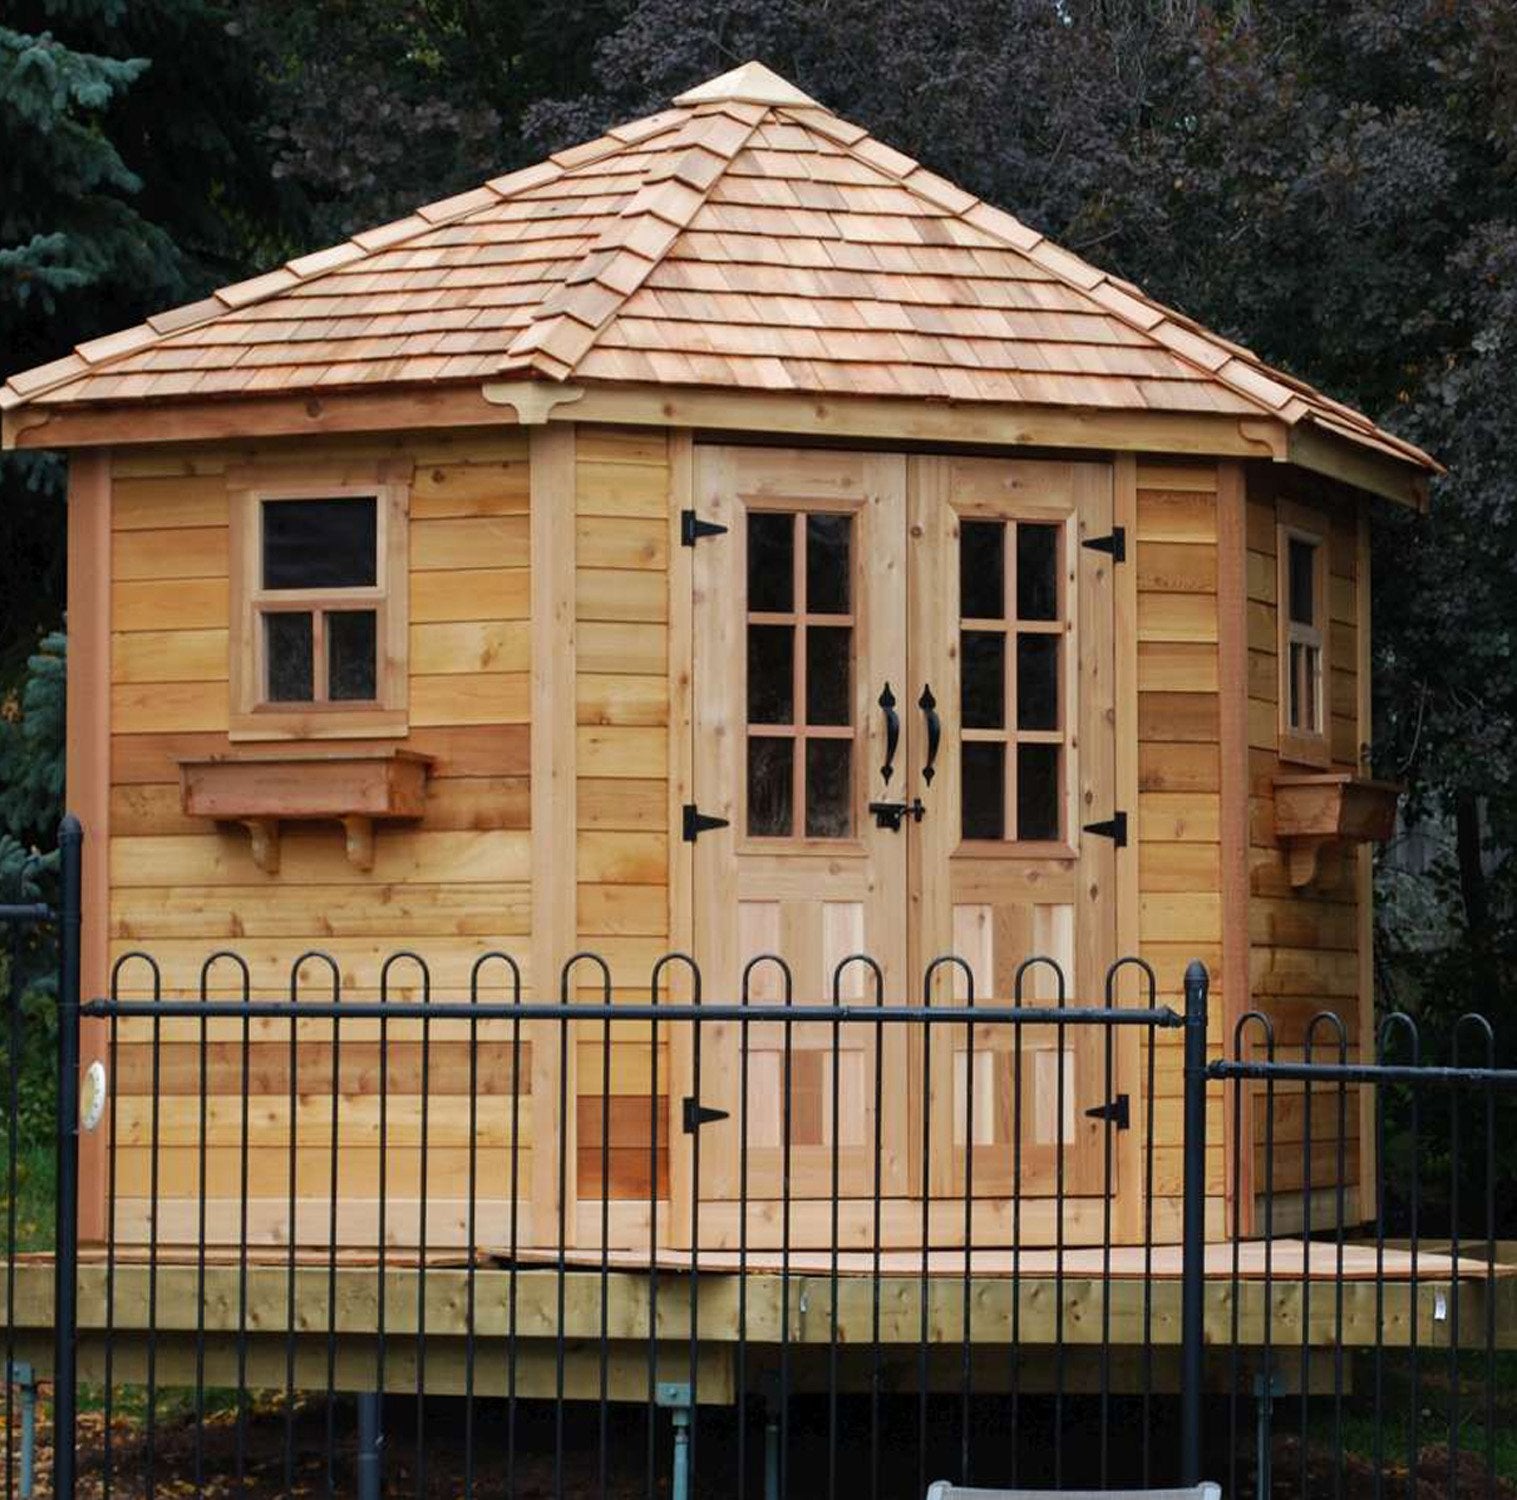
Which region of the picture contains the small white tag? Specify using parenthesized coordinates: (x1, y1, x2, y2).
(1433, 1289, 1448, 1322)
(79, 1060, 107, 1132)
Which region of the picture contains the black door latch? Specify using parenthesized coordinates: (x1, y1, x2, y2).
(868, 798, 925, 831)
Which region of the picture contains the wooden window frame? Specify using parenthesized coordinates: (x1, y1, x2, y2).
(1276, 501, 1330, 768)
(228, 464, 411, 741)
(954, 508, 1078, 856)
(740, 496, 864, 848)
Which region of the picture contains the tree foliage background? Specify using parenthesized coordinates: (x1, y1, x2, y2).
(2, 1, 1514, 1086)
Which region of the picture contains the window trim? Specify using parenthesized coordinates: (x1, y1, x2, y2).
(953, 507, 1078, 855)
(1276, 501, 1330, 768)
(228, 465, 410, 741)
(739, 494, 865, 848)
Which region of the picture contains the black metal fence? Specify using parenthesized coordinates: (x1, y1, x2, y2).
(0, 817, 1512, 1498)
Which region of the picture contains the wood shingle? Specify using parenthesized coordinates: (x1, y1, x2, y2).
(0, 60, 1436, 479)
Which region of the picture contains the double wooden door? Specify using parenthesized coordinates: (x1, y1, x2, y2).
(687, 446, 1118, 1247)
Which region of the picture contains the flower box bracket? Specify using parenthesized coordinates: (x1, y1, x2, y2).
(1272, 770, 1400, 888)
(178, 748, 432, 873)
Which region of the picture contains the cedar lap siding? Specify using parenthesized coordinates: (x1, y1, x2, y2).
(2, 63, 1434, 1252)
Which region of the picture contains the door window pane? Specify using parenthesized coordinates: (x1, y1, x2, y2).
(1016, 635, 1059, 730)
(746, 506, 858, 841)
(328, 609, 378, 701)
(960, 631, 1006, 729)
(955, 512, 1070, 846)
(262, 498, 377, 590)
(805, 514, 851, 615)
(1017, 743, 1061, 841)
(804, 739, 852, 838)
(747, 625, 795, 724)
(1016, 524, 1059, 621)
(747, 737, 794, 837)
(748, 512, 794, 613)
(806, 627, 851, 726)
(265, 612, 314, 702)
(960, 521, 1005, 619)
(961, 742, 1005, 841)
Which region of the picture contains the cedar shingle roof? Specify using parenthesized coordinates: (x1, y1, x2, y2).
(1, 61, 1436, 477)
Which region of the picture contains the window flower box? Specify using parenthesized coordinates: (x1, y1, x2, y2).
(179, 747, 431, 872)
(1273, 771, 1400, 887)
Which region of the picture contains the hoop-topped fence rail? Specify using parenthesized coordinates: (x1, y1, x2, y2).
(1, 819, 1513, 1498)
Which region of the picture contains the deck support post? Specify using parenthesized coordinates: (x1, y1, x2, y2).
(656, 1382, 693, 1500)
(7, 1361, 36, 1500)
(1179, 958, 1210, 1486)
(355, 1391, 383, 1500)
(763, 1381, 780, 1500)
(53, 815, 82, 1500)
(1253, 1367, 1281, 1496)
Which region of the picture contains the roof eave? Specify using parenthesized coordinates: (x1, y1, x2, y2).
(1, 379, 1434, 515)
(7, 377, 1290, 458)
(1285, 417, 1436, 512)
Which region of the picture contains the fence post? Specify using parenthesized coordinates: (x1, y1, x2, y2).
(1179, 958, 1209, 1486)
(53, 814, 82, 1500)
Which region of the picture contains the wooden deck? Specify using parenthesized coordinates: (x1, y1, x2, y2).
(0, 1240, 1510, 1402)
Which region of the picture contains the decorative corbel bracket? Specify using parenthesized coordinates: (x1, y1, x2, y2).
(242, 817, 281, 874)
(1285, 836, 1334, 890)
(342, 815, 375, 873)
(481, 379, 586, 425)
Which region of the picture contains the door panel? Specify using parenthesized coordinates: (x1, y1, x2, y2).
(689, 447, 909, 1245)
(909, 457, 1117, 1201)
(685, 446, 1118, 1248)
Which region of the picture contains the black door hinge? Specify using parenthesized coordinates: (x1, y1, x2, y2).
(681, 509, 728, 546)
(1082, 526, 1126, 564)
(682, 1097, 731, 1133)
(682, 803, 730, 842)
(1082, 810, 1128, 847)
(1084, 1093, 1130, 1131)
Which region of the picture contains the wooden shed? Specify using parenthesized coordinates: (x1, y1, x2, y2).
(1, 62, 1434, 1258)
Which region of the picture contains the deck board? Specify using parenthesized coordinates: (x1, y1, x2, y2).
(0, 1241, 1509, 1384)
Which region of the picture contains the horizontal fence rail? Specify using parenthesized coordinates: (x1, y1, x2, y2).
(2, 819, 1515, 1498)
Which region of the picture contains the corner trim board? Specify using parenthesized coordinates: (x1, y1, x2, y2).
(1215, 460, 1252, 1234)
(530, 423, 578, 1245)
(67, 450, 112, 1243)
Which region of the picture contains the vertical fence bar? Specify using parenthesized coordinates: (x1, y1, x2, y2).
(5, 919, 22, 1500)
(52, 815, 82, 1500)
(0, 892, 58, 1499)
(1178, 957, 1209, 1488)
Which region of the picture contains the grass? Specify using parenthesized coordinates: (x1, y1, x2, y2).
(0, 1134, 54, 1255)
(1306, 1349, 1517, 1483)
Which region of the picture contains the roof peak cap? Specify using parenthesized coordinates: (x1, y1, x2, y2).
(673, 60, 819, 109)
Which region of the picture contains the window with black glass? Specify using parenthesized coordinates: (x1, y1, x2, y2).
(957, 517, 1067, 843)
(1279, 521, 1327, 751)
(257, 496, 382, 707)
(745, 509, 856, 839)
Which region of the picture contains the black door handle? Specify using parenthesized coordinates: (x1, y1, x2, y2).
(919, 684, 941, 785)
(878, 682, 899, 784)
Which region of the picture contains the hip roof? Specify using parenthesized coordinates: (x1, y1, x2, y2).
(1, 60, 1437, 491)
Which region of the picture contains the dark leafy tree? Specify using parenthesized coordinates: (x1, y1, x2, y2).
(0, 3, 290, 679)
(237, 0, 629, 241)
